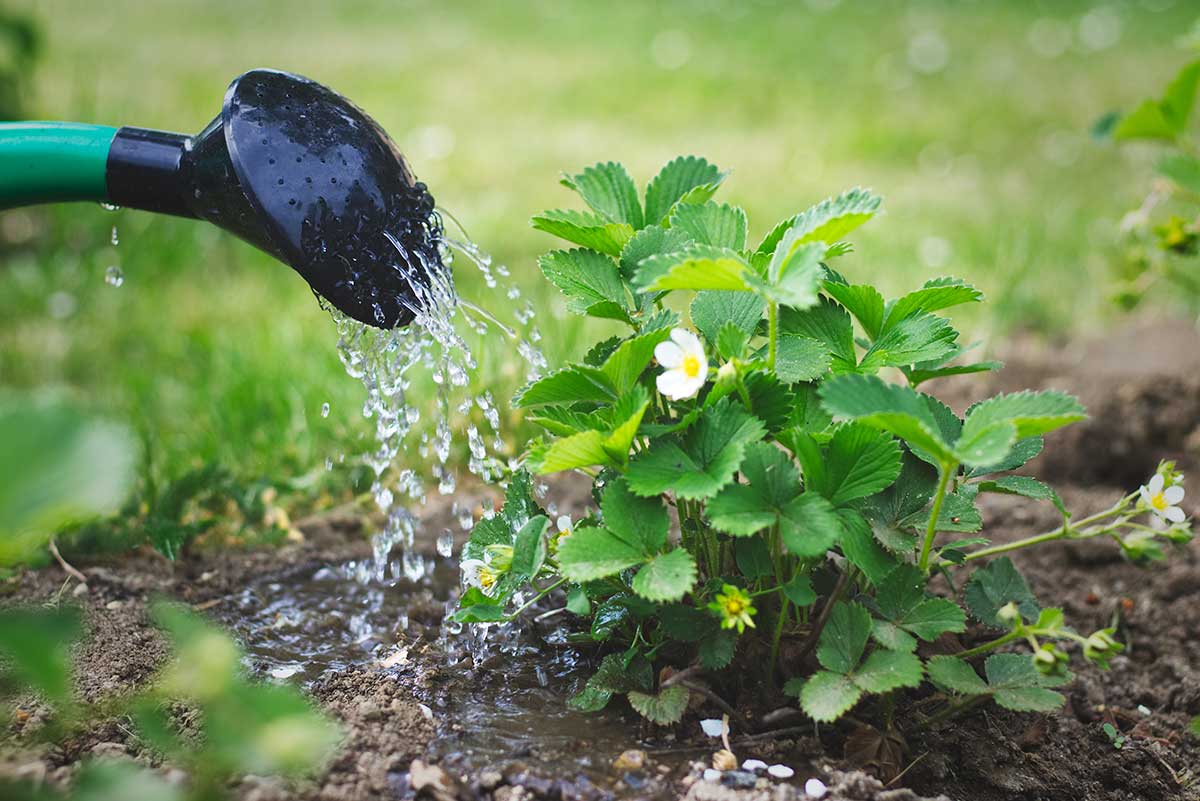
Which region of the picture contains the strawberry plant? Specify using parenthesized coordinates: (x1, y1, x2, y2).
(454, 156, 1193, 736)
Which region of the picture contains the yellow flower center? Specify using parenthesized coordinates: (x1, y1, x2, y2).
(480, 568, 496, 590)
(1151, 491, 1168, 511)
(724, 597, 744, 616)
(682, 354, 703, 379)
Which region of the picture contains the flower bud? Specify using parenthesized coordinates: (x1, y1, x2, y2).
(712, 749, 737, 771)
(716, 361, 738, 385)
(997, 602, 1021, 625)
(483, 544, 514, 572)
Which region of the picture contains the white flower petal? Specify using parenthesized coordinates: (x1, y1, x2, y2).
(680, 372, 707, 399)
(767, 764, 794, 779)
(700, 718, 725, 737)
(671, 327, 704, 354)
(1149, 474, 1165, 494)
(657, 369, 691, 400)
(556, 515, 572, 534)
(742, 759, 768, 771)
(1139, 486, 1152, 505)
(1164, 486, 1185, 505)
(1165, 505, 1186, 523)
(804, 778, 829, 798)
(655, 341, 683, 368)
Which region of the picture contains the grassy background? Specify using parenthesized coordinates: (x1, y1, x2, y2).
(0, 0, 1194, 510)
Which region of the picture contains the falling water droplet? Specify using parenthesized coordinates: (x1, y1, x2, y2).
(99, 202, 119, 211)
(436, 529, 454, 557)
(110, 226, 119, 246)
(104, 266, 124, 287)
(320, 402, 331, 418)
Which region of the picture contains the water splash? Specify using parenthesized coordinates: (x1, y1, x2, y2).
(326, 228, 544, 585)
(104, 265, 124, 287)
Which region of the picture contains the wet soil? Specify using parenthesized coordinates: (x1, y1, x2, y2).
(3, 319, 1200, 801)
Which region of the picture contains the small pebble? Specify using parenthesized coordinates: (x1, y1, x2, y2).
(700, 718, 724, 737)
(805, 777, 828, 798)
(703, 769, 722, 783)
(1138, 704, 1152, 716)
(742, 759, 768, 772)
(613, 749, 647, 772)
(418, 703, 434, 721)
(105, 600, 123, 610)
(768, 764, 795, 779)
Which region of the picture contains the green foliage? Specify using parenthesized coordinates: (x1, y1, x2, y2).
(0, 393, 136, 566)
(454, 156, 1184, 735)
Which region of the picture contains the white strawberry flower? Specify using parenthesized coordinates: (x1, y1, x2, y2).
(655, 328, 709, 400)
(1139, 473, 1186, 525)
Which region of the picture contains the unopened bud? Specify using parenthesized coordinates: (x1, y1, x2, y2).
(997, 602, 1021, 625)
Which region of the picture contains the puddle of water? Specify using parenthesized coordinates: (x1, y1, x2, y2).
(222, 561, 684, 790)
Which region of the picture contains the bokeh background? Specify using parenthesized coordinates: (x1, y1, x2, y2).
(0, 0, 1194, 522)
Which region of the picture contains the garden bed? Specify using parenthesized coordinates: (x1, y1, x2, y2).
(2, 318, 1198, 801)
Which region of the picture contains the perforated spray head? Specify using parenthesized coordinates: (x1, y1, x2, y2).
(106, 69, 441, 329)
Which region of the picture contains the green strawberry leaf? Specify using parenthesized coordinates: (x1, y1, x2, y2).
(925, 655, 989, 696)
(817, 601, 872, 674)
(632, 548, 698, 602)
(853, 649, 923, 694)
(858, 313, 959, 372)
(620, 224, 693, 282)
(779, 492, 845, 557)
(708, 441, 800, 537)
(964, 557, 1040, 627)
(781, 297, 857, 373)
(757, 187, 882, 256)
(773, 335, 832, 383)
(670, 200, 747, 250)
(531, 208, 635, 256)
(627, 398, 766, 500)
(628, 685, 690, 725)
(633, 246, 754, 293)
(514, 364, 617, 407)
(791, 670, 862, 723)
(538, 248, 631, 322)
(557, 524, 646, 582)
(691, 291, 764, 343)
(560, 161, 643, 228)
(819, 374, 957, 466)
(880, 278, 983, 334)
(644, 156, 727, 226)
(977, 475, 1067, 517)
(822, 281, 885, 339)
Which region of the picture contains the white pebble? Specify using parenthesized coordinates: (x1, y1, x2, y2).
(768, 764, 795, 779)
(805, 777, 829, 798)
(700, 718, 725, 737)
(1138, 704, 1152, 716)
(742, 759, 768, 772)
(703, 768, 722, 782)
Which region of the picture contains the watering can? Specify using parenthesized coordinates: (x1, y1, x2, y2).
(0, 69, 438, 328)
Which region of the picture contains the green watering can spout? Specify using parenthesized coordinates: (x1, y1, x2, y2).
(0, 69, 442, 329)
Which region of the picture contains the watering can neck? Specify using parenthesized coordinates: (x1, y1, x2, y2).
(106, 126, 196, 219)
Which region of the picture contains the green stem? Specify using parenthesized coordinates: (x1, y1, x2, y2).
(954, 628, 1021, 660)
(918, 464, 956, 573)
(506, 577, 567, 621)
(963, 513, 1131, 563)
(767, 301, 779, 371)
(769, 598, 790, 685)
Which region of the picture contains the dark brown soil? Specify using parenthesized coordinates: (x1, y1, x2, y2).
(3, 319, 1200, 801)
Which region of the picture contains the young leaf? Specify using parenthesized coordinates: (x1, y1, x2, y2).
(960, 391, 1086, 442)
(644, 156, 726, 226)
(985, 653, 1067, 712)
(600, 327, 671, 395)
(817, 423, 903, 507)
(964, 557, 1040, 627)
(716, 322, 751, 360)
(628, 685, 690, 725)
(627, 398, 766, 500)
(633, 246, 753, 293)
(871, 565, 966, 651)
(601, 478, 670, 553)
(853, 649, 923, 694)
(822, 282, 885, 338)
(561, 161, 643, 228)
(452, 588, 507, 623)
(817, 601, 873, 674)
(620, 224, 693, 282)
(779, 492, 845, 557)
(514, 364, 617, 407)
(926, 655, 989, 696)
(539, 248, 631, 322)
(691, 291, 764, 343)
(977, 475, 1067, 517)
(632, 548, 698, 602)
(532, 429, 612, 474)
(511, 515, 550, 578)
(757, 187, 882, 256)
(819, 374, 957, 466)
(858, 313, 959, 372)
(781, 297, 857, 373)
(708, 442, 801, 536)
(905, 359, 1002, 387)
(557, 524, 647, 582)
(792, 670, 862, 723)
(670, 201, 748, 250)
(880, 279, 983, 333)
(837, 507, 901, 585)
(757, 235, 824, 308)
(531, 208, 635, 256)
(964, 436, 1043, 477)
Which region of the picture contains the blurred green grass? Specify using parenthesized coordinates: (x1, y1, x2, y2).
(0, 0, 1193, 506)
